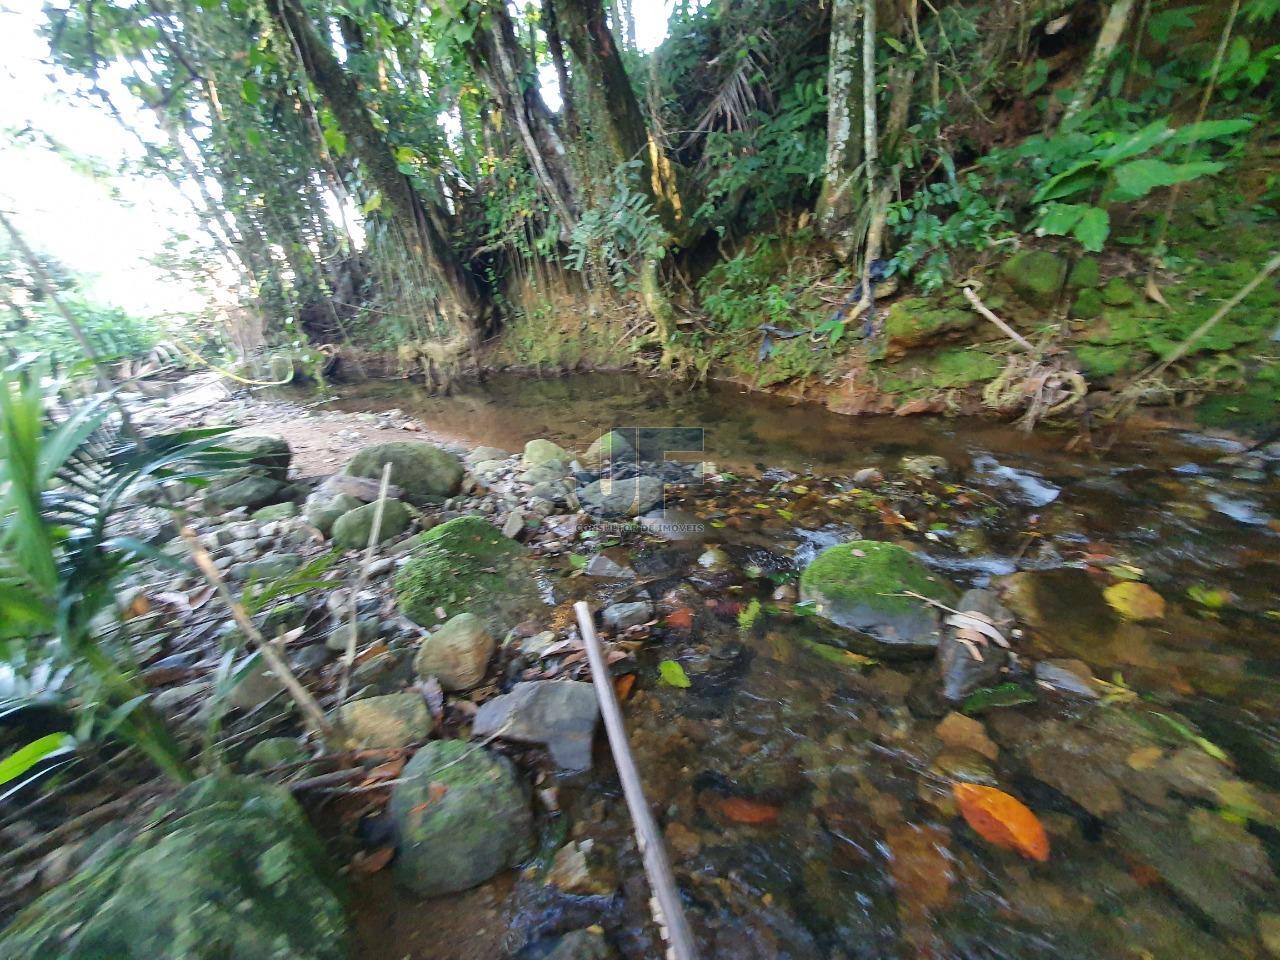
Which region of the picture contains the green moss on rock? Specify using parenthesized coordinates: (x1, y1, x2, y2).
(0, 776, 346, 960)
(1002, 250, 1067, 308)
(1101, 277, 1136, 307)
(799, 540, 957, 657)
(1068, 257, 1101, 289)
(331, 499, 412, 550)
(883, 298, 977, 353)
(1073, 288, 1104, 319)
(395, 516, 539, 631)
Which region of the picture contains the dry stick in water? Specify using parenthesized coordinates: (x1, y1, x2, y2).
(962, 286, 1034, 352)
(574, 601, 698, 960)
(179, 524, 339, 748)
(336, 462, 393, 711)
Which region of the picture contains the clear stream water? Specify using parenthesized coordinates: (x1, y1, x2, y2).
(308, 374, 1280, 960)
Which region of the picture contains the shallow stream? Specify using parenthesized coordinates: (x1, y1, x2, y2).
(311, 374, 1280, 960)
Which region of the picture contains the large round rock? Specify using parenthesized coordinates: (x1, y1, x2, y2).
(395, 516, 541, 632)
(391, 740, 533, 897)
(799, 540, 957, 656)
(345, 442, 463, 503)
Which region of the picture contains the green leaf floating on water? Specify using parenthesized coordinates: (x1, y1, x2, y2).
(962, 683, 1037, 715)
(659, 660, 691, 688)
(800, 638, 876, 670)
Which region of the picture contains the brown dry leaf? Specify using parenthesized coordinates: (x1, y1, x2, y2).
(123, 593, 152, 620)
(188, 586, 216, 610)
(350, 846, 395, 874)
(665, 606, 694, 630)
(354, 640, 388, 665)
(1144, 275, 1170, 309)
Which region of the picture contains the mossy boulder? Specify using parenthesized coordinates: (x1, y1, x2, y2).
(883, 298, 977, 355)
(799, 540, 958, 656)
(1073, 288, 1105, 320)
(581, 430, 635, 469)
(395, 516, 540, 631)
(331, 499, 412, 550)
(304, 491, 363, 535)
(390, 739, 533, 897)
(413, 612, 495, 690)
(1101, 277, 1137, 307)
(204, 474, 289, 512)
(334, 692, 431, 749)
(253, 501, 299, 522)
(522, 438, 570, 468)
(1002, 250, 1068, 308)
(345, 442, 463, 503)
(1068, 256, 1101, 289)
(0, 776, 346, 960)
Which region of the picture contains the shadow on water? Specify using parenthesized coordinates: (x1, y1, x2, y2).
(320, 373, 1280, 960)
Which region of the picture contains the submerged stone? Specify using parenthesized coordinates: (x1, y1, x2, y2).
(472, 680, 600, 772)
(390, 740, 533, 896)
(800, 540, 957, 656)
(579, 475, 664, 516)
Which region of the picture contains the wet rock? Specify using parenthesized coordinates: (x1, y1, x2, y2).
(541, 929, 616, 960)
(390, 739, 533, 896)
(583, 549, 635, 579)
(578, 476, 664, 517)
(639, 508, 707, 542)
(601, 600, 653, 631)
(800, 540, 957, 656)
(395, 516, 540, 632)
(1260, 914, 1280, 958)
(1034, 659, 1101, 698)
(413, 612, 495, 691)
(696, 547, 733, 572)
(1111, 807, 1266, 935)
(998, 569, 1119, 661)
(345, 441, 463, 503)
(898, 455, 950, 479)
(581, 430, 635, 470)
(335, 692, 431, 749)
(472, 680, 599, 773)
(937, 589, 1012, 703)
(852, 467, 883, 484)
(523, 438, 570, 468)
(331, 499, 412, 550)
(545, 839, 617, 896)
(936, 712, 998, 760)
(0, 777, 346, 960)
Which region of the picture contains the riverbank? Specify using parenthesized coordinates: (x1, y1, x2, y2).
(3, 375, 1280, 959)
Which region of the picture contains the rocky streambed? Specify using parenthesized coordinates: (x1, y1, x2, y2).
(3, 372, 1280, 960)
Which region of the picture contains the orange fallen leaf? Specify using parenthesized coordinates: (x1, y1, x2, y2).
(123, 593, 151, 620)
(614, 674, 636, 702)
(952, 783, 1050, 862)
(350, 846, 394, 874)
(665, 607, 694, 630)
(716, 796, 780, 825)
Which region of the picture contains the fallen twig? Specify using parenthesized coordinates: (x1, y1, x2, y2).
(961, 285, 1034, 352)
(337, 462, 393, 711)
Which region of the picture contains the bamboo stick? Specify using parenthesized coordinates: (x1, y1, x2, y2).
(573, 601, 698, 960)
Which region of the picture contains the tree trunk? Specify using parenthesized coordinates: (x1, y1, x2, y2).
(816, 0, 865, 259)
(275, 0, 485, 340)
(551, 0, 684, 237)
(543, 0, 580, 141)
(471, 0, 579, 231)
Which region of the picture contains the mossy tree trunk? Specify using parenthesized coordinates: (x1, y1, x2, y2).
(276, 0, 486, 343)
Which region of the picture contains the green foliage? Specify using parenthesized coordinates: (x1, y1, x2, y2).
(0, 364, 244, 783)
(987, 108, 1252, 253)
(565, 161, 667, 290)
